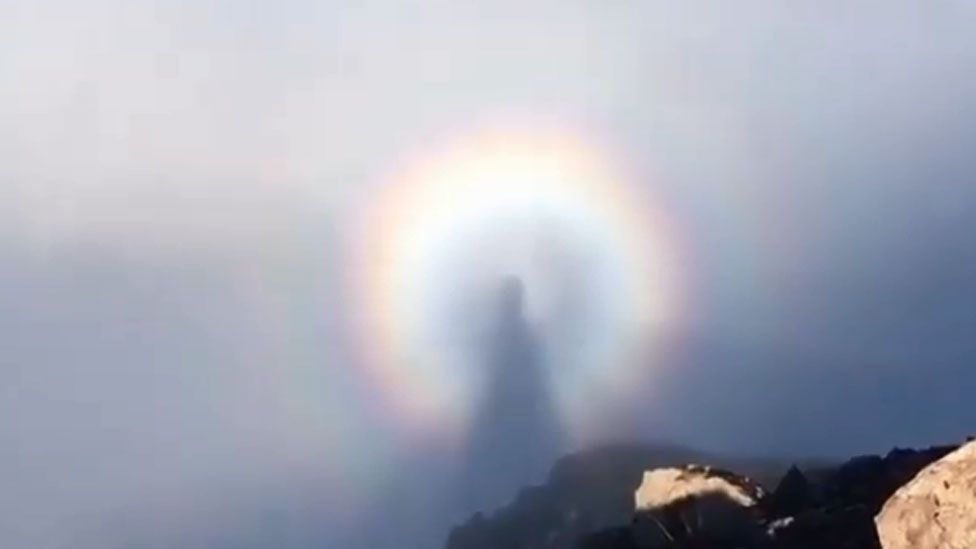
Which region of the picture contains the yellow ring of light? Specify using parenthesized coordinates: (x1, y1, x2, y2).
(348, 124, 683, 434)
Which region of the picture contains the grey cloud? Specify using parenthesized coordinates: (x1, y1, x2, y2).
(3, 1, 976, 548)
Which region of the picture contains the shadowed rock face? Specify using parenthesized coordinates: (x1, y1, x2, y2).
(446, 440, 965, 549)
(631, 467, 767, 548)
(453, 276, 565, 517)
(577, 444, 959, 549)
(765, 465, 813, 518)
(446, 443, 788, 549)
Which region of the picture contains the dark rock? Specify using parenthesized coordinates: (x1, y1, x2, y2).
(445, 443, 785, 549)
(821, 445, 955, 514)
(446, 441, 964, 549)
(765, 465, 814, 518)
(762, 445, 956, 549)
(769, 505, 881, 549)
(576, 527, 637, 549)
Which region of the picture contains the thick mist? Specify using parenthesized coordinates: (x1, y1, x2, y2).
(3, 1, 976, 548)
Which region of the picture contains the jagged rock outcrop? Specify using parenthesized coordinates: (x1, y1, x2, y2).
(875, 440, 976, 549)
(578, 443, 958, 549)
(631, 466, 767, 548)
(765, 504, 880, 549)
(445, 443, 786, 549)
(446, 440, 966, 549)
(820, 445, 954, 514)
(634, 465, 765, 510)
(765, 465, 813, 518)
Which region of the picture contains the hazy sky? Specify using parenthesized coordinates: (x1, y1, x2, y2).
(3, 1, 976, 548)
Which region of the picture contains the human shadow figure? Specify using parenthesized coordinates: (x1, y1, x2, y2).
(454, 276, 565, 516)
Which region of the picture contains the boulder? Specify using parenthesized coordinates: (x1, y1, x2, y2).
(632, 466, 766, 546)
(634, 465, 765, 511)
(875, 440, 976, 549)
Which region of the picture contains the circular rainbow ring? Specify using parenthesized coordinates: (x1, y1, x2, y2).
(347, 121, 685, 436)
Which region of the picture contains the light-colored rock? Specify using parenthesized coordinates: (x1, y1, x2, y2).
(632, 465, 766, 547)
(634, 465, 765, 511)
(876, 440, 976, 549)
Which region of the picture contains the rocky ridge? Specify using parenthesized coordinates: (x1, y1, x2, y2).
(446, 441, 969, 549)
